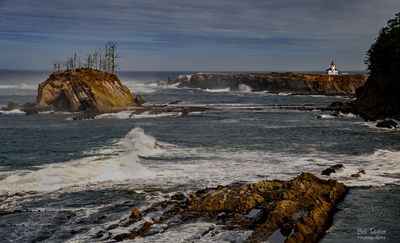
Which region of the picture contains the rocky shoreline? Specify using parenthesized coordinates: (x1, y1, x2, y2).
(168, 72, 367, 96)
(98, 173, 347, 242)
(1, 69, 207, 117)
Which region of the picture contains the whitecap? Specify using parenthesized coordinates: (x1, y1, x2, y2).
(0, 127, 161, 193)
(203, 88, 231, 93)
(0, 109, 26, 115)
(238, 83, 252, 92)
(317, 114, 336, 119)
(0, 84, 36, 90)
(94, 111, 182, 120)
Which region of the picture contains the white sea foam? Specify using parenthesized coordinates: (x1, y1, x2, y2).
(95, 111, 182, 120)
(362, 120, 400, 131)
(132, 222, 252, 243)
(0, 127, 161, 193)
(0, 84, 36, 90)
(38, 111, 76, 115)
(138, 145, 400, 188)
(238, 83, 253, 92)
(2, 126, 399, 194)
(278, 92, 292, 96)
(203, 88, 231, 93)
(340, 112, 357, 118)
(0, 109, 26, 115)
(317, 114, 336, 119)
(178, 74, 192, 80)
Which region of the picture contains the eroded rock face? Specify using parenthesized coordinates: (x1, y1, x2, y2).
(104, 173, 347, 242)
(168, 72, 367, 96)
(352, 74, 400, 120)
(36, 69, 138, 112)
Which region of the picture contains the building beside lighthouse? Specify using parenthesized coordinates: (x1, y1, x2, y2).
(326, 61, 339, 75)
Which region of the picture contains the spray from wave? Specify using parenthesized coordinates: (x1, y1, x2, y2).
(0, 127, 162, 193)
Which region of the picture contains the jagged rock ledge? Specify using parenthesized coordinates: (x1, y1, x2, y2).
(101, 173, 347, 242)
(168, 72, 367, 96)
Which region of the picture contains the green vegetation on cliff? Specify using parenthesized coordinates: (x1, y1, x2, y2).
(366, 13, 400, 76)
(352, 12, 400, 120)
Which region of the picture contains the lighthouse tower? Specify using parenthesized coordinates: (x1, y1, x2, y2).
(326, 61, 339, 75)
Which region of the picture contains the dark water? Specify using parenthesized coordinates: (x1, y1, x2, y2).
(0, 70, 399, 242)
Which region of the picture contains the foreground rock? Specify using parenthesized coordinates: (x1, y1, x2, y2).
(36, 69, 139, 113)
(168, 72, 367, 96)
(102, 173, 347, 242)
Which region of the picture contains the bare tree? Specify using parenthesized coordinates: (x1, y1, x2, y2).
(93, 50, 99, 70)
(53, 41, 120, 73)
(73, 53, 77, 73)
(109, 42, 119, 74)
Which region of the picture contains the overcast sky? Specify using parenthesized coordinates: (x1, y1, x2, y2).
(0, 0, 398, 71)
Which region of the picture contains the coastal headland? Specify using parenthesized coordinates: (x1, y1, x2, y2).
(168, 72, 368, 96)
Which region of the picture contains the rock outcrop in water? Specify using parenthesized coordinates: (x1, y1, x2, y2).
(104, 173, 347, 242)
(350, 74, 400, 121)
(36, 69, 138, 112)
(168, 72, 367, 96)
(328, 74, 400, 121)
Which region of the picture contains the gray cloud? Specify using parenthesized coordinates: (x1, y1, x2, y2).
(0, 0, 398, 70)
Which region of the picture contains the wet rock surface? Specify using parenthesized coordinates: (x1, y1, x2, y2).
(102, 173, 347, 242)
(321, 164, 345, 176)
(376, 119, 398, 129)
(36, 69, 138, 113)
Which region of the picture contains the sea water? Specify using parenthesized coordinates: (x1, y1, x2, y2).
(0, 70, 399, 242)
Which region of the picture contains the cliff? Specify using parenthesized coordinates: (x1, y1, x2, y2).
(328, 74, 400, 121)
(328, 13, 400, 121)
(36, 69, 138, 112)
(169, 72, 367, 96)
(105, 173, 348, 242)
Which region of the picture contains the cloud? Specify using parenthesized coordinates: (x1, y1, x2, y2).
(0, 0, 398, 70)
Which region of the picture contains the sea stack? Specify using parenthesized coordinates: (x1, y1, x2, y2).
(36, 69, 139, 113)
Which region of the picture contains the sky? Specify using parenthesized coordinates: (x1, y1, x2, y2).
(0, 0, 398, 71)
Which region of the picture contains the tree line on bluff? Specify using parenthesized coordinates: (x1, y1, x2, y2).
(53, 41, 120, 74)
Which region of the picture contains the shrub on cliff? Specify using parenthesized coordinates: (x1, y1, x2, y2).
(365, 12, 400, 76)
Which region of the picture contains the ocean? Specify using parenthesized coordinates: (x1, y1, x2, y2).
(0, 70, 399, 242)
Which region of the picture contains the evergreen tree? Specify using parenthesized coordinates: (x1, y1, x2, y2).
(365, 12, 400, 76)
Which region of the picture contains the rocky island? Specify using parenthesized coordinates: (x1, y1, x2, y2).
(102, 173, 347, 242)
(168, 72, 367, 96)
(26, 68, 206, 118)
(36, 69, 139, 113)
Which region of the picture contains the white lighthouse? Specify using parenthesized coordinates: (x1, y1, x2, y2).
(326, 61, 339, 75)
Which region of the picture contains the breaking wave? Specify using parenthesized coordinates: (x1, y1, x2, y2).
(0, 127, 161, 193)
(0, 109, 26, 115)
